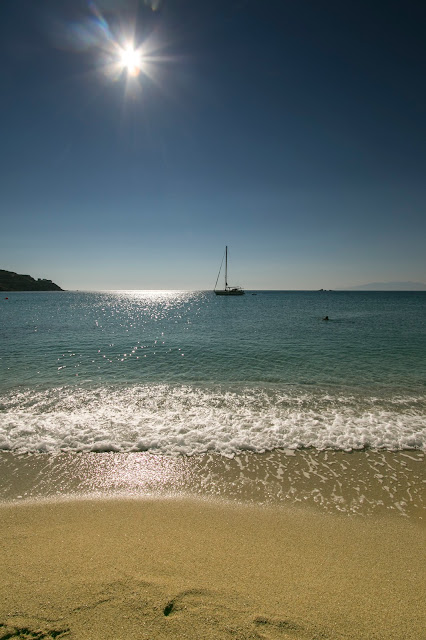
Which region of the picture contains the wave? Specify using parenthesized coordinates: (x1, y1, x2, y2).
(0, 383, 424, 455)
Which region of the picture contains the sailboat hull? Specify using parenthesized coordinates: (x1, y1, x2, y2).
(214, 289, 245, 296)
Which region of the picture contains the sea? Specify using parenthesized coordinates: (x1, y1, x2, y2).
(1, 289, 425, 456)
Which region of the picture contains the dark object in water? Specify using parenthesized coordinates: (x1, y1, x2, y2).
(323, 316, 329, 321)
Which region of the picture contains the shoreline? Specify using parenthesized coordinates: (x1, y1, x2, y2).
(1, 495, 425, 640)
(1, 449, 424, 519)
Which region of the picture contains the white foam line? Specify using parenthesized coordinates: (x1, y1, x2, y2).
(0, 384, 425, 455)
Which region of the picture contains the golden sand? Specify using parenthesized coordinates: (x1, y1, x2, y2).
(1, 495, 425, 640)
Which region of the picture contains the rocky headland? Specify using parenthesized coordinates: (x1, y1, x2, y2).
(0, 269, 63, 291)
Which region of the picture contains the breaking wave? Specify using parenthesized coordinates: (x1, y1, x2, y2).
(0, 383, 424, 455)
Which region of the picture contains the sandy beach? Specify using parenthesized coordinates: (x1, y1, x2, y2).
(2, 0, 426, 632)
(1, 451, 425, 640)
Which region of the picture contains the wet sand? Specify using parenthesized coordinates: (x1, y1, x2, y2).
(1, 450, 424, 517)
(1, 451, 425, 639)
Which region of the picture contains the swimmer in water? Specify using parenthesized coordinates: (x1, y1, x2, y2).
(323, 316, 329, 321)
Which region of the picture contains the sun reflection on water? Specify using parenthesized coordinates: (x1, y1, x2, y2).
(1, 450, 424, 518)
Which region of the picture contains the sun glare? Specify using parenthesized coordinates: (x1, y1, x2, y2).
(119, 45, 142, 76)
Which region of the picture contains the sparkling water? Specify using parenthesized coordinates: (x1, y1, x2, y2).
(1, 290, 425, 454)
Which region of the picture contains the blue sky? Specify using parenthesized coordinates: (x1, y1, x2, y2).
(1, 0, 425, 290)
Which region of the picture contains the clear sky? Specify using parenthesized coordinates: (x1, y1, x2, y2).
(1, 0, 425, 290)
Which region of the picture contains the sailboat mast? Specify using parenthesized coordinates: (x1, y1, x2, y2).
(214, 245, 244, 295)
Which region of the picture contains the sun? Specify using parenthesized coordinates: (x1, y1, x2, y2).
(119, 45, 142, 76)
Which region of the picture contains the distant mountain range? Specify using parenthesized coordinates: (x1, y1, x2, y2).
(339, 282, 426, 291)
(0, 269, 63, 291)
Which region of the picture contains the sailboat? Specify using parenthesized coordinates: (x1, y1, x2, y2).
(214, 246, 245, 295)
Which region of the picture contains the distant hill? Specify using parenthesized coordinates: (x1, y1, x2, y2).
(339, 282, 426, 291)
(0, 269, 63, 291)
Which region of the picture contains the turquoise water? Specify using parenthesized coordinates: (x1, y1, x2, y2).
(1, 290, 425, 454)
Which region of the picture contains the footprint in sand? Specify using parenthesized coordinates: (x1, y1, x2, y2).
(161, 590, 329, 640)
(162, 587, 221, 617)
(253, 615, 329, 640)
(0, 622, 70, 639)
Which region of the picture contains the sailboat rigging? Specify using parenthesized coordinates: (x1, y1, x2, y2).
(214, 246, 245, 296)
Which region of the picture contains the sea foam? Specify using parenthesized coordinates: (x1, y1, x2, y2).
(0, 384, 424, 455)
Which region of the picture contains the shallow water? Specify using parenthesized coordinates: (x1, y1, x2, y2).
(0, 290, 425, 454)
(0, 450, 424, 519)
